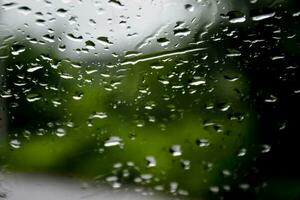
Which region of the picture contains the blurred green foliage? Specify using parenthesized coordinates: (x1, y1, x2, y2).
(0, 40, 258, 199)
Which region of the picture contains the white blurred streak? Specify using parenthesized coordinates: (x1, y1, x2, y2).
(0, 173, 183, 200)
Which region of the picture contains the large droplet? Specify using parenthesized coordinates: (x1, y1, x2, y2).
(145, 156, 156, 168)
(56, 128, 66, 137)
(170, 144, 182, 157)
(104, 136, 122, 147)
(10, 139, 21, 149)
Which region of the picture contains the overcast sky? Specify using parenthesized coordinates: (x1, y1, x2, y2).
(0, 0, 224, 61)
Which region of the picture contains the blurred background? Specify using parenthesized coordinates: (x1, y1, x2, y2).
(0, 0, 300, 199)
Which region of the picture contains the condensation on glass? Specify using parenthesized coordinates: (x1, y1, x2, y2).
(0, 0, 299, 199)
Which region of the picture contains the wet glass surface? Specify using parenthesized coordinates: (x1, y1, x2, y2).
(0, 0, 300, 199)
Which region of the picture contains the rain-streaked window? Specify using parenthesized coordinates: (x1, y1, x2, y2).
(0, 0, 299, 199)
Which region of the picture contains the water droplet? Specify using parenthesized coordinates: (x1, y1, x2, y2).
(2, 2, 17, 10)
(105, 176, 121, 188)
(104, 136, 122, 147)
(145, 156, 156, 168)
(67, 33, 83, 42)
(26, 93, 42, 102)
(72, 91, 84, 100)
(250, 0, 258, 3)
(170, 182, 178, 193)
(189, 80, 206, 86)
(89, 112, 108, 119)
(150, 63, 164, 70)
(180, 160, 190, 170)
(27, 66, 43, 73)
(58, 44, 66, 51)
(209, 186, 219, 194)
(141, 173, 153, 180)
(264, 95, 277, 103)
(66, 122, 75, 128)
(196, 139, 210, 147)
(174, 28, 191, 37)
(111, 182, 121, 189)
(239, 183, 250, 190)
(184, 4, 194, 12)
(223, 185, 231, 191)
(42, 34, 55, 43)
(170, 144, 182, 157)
(11, 44, 26, 55)
(10, 139, 21, 149)
(56, 128, 66, 137)
(108, 0, 123, 7)
(224, 74, 240, 82)
(17, 6, 31, 15)
(106, 176, 118, 182)
(230, 16, 246, 23)
(97, 36, 113, 46)
(222, 169, 231, 177)
(226, 11, 246, 24)
(237, 148, 247, 157)
(252, 12, 275, 21)
(261, 144, 271, 153)
(219, 103, 231, 112)
(85, 40, 96, 49)
(292, 11, 300, 17)
(157, 37, 170, 47)
(56, 8, 68, 17)
(60, 73, 74, 79)
(22, 130, 31, 139)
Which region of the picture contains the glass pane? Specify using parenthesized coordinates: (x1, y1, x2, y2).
(0, 0, 299, 199)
